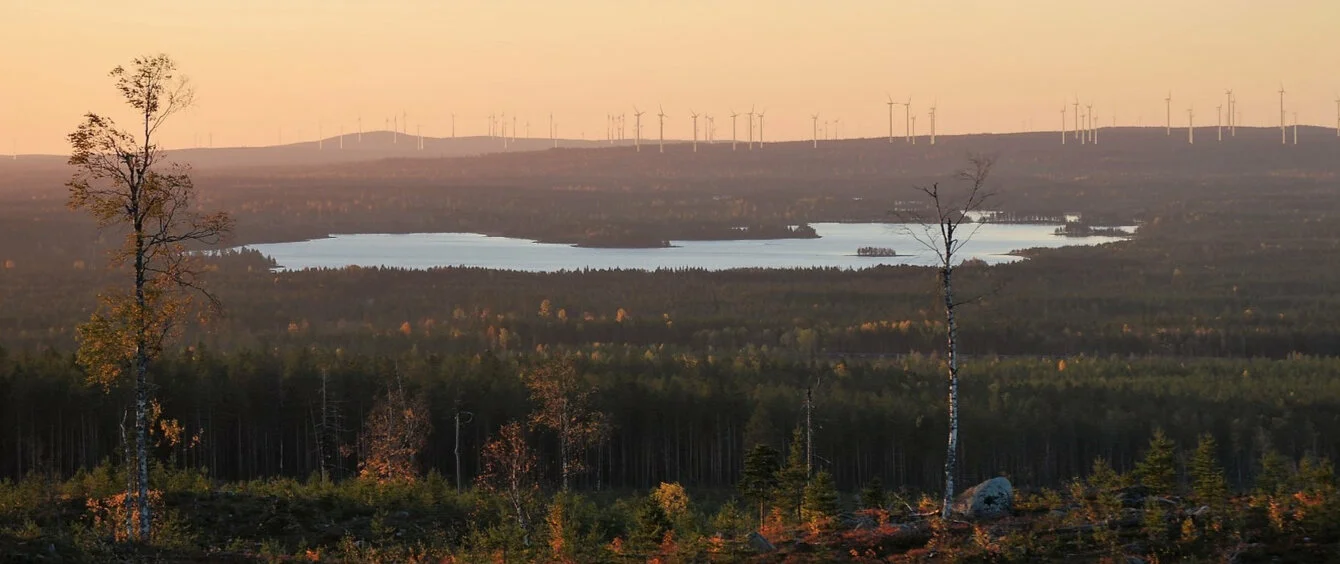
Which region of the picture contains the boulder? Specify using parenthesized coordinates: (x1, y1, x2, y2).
(747, 531, 776, 553)
(951, 477, 1013, 519)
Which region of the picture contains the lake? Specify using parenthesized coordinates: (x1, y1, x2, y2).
(242, 222, 1130, 272)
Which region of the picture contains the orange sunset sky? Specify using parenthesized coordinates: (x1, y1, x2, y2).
(2, 0, 1338, 154)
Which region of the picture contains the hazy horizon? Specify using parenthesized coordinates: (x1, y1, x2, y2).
(4, 0, 1339, 154)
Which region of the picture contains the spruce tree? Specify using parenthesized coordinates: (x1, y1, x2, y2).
(776, 427, 810, 522)
(1254, 447, 1292, 496)
(1134, 428, 1178, 497)
(802, 470, 840, 524)
(1189, 433, 1229, 508)
(860, 477, 888, 510)
(740, 444, 781, 526)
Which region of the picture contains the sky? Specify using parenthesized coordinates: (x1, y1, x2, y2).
(3, 0, 1339, 154)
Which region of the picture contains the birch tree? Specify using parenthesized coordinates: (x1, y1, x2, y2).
(525, 358, 608, 491)
(904, 154, 996, 519)
(66, 54, 232, 541)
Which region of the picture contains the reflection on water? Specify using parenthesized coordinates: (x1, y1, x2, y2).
(241, 222, 1130, 272)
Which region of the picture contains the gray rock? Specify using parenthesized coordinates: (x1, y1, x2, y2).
(748, 531, 776, 553)
(951, 477, 1013, 519)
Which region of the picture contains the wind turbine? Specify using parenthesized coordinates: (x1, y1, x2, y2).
(1224, 89, 1233, 137)
(911, 115, 917, 144)
(1293, 111, 1299, 145)
(690, 110, 699, 152)
(633, 107, 644, 152)
(417, 124, 423, 150)
(1086, 103, 1093, 144)
(549, 113, 555, 148)
(885, 94, 896, 143)
(729, 109, 739, 151)
(1079, 107, 1086, 145)
(340, 126, 344, 150)
(1060, 106, 1067, 145)
(657, 105, 667, 153)
(318, 122, 323, 150)
(1073, 97, 1081, 140)
(1164, 92, 1171, 136)
(451, 114, 456, 138)
(811, 113, 820, 148)
(358, 116, 363, 143)
(899, 98, 912, 142)
(1217, 105, 1223, 141)
(1335, 96, 1339, 137)
(757, 109, 766, 147)
(1279, 84, 1287, 145)
(393, 115, 398, 144)
(746, 106, 755, 150)
(1187, 107, 1194, 144)
(928, 102, 937, 145)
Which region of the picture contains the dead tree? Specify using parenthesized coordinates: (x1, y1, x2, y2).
(904, 154, 997, 519)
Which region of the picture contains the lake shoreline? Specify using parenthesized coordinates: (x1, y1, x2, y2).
(238, 222, 1135, 273)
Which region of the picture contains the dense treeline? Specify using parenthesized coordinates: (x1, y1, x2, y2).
(4, 345, 1338, 493)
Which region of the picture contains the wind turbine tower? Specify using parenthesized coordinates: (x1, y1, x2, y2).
(1073, 98, 1081, 139)
(657, 105, 667, 153)
(358, 116, 363, 143)
(900, 98, 912, 142)
(929, 103, 937, 145)
(911, 115, 917, 144)
(633, 107, 644, 152)
(318, 122, 323, 150)
(452, 114, 456, 138)
(1079, 107, 1086, 145)
(1061, 106, 1067, 145)
(690, 110, 699, 152)
(1086, 104, 1093, 144)
(1164, 92, 1171, 136)
(1335, 96, 1340, 137)
(757, 109, 766, 147)
(811, 113, 820, 148)
(886, 95, 895, 143)
(746, 106, 755, 150)
(729, 110, 739, 151)
(1293, 112, 1298, 145)
(1187, 107, 1194, 144)
(1217, 105, 1223, 141)
(1279, 85, 1287, 145)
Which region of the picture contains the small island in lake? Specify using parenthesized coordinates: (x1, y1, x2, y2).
(856, 246, 899, 257)
(1053, 223, 1132, 238)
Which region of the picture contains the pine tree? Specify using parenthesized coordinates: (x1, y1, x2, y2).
(1134, 428, 1178, 497)
(1190, 433, 1229, 508)
(802, 470, 840, 525)
(776, 427, 810, 523)
(860, 477, 888, 510)
(740, 444, 781, 526)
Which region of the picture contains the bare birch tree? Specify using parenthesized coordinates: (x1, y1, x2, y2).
(66, 54, 232, 541)
(903, 154, 996, 519)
